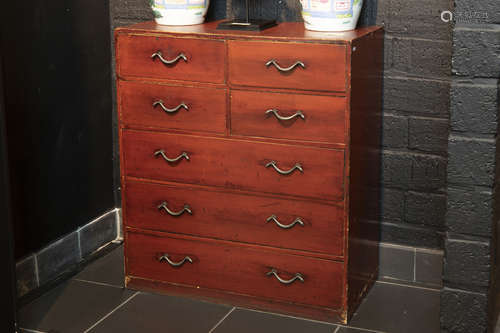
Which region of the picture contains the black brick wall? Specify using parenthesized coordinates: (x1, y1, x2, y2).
(441, 1, 500, 331)
(376, 0, 452, 249)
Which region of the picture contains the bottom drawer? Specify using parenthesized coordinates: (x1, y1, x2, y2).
(126, 231, 344, 309)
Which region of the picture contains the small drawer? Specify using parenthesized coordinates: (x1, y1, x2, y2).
(228, 40, 346, 91)
(116, 34, 225, 83)
(122, 130, 345, 201)
(126, 231, 344, 309)
(231, 90, 346, 144)
(119, 81, 226, 134)
(125, 180, 344, 256)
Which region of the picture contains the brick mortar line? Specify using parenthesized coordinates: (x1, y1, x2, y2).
(451, 78, 499, 86)
(380, 221, 444, 233)
(449, 134, 496, 142)
(380, 187, 447, 196)
(383, 74, 452, 83)
(445, 235, 491, 245)
(447, 184, 493, 193)
(454, 24, 500, 32)
(384, 34, 452, 43)
(384, 113, 449, 121)
(382, 149, 447, 159)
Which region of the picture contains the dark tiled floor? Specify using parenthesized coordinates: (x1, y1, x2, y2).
(19, 245, 440, 333)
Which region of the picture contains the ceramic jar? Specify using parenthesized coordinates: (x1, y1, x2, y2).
(300, 0, 363, 32)
(151, 0, 210, 26)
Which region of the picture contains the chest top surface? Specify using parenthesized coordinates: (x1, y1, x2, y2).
(115, 20, 382, 44)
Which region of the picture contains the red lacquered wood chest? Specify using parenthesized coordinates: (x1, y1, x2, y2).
(115, 21, 384, 324)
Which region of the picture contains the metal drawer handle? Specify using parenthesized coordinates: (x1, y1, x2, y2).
(265, 161, 303, 175)
(265, 109, 305, 121)
(151, 51, 188, 65)
(158, 254, 193, 267)
(158, 201, 192, 216)
(265, 59, 305, 72)
(266, 268, 304, 284)
(153, 100, 189, 114)
(154, 150, 190, 163)
(266, 215, 304, 229)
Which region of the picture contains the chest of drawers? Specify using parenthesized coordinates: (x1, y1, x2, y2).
(115, 21, 384, 324)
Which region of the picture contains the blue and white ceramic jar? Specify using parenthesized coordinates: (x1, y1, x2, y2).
(300, 0, 363, 31)
(150, 0, 210, 26)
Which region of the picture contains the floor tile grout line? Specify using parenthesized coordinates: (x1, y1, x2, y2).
(73, 278, 124, 289)
(18, 328, 48, 333)
(237, 306, 387, 333)
(207, 307, 236, 333)
(83, 291, 140, 333)
(376, 279, 441, 292)
(235, 306, 337, 327)
(336, 325, 389, 333)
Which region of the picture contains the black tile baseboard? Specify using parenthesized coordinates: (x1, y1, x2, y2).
(379, 242, 443, 287)
(15, 209, 121, 298)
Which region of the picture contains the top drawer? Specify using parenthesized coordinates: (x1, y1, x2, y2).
(116, 34, 225, 83)
(228, 41, 346, 92)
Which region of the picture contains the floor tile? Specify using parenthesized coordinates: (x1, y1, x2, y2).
(18, 279, 134, 333)
(212, 308, 336, 333)
(87, 292, 232, 333)
(349, 281, 440, 333)
(74, 245, 124, 287)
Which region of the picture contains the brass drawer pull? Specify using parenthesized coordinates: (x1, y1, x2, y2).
(158, 201, 192, 217)
(265, 161, 303, 175)
(158, 254, 193, 267)
(154, 149, 190, 163)
(265, 59, 305, 72)
(266, 268, 304, 284)
(265, 109, 305, 121)
(151, 51, 188, 65)
(266, 215, 304, 229)
(153, 100, 189, 114)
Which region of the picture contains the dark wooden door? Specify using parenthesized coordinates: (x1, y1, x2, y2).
(0, 56, 17, 333)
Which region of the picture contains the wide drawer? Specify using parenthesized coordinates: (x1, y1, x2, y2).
(228, 40, 346, 91)
(125, 180, 344, 256)
(126, 231, 344, 309)
(116, 34, 225, 83)
(122, 130, 344, 201)
(119, 81, 226, 134)
(231, 90, 346, 144)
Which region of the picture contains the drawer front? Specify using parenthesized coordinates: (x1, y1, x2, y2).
(231, 90, 346, 143)
(126, 231, 344, 309)
(122, 130, 344, 201)
(228, 41, 346, 91)
(116, 34, 225, 83)
(119, 81, 226, 134)
(125, 181, 344, 256)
